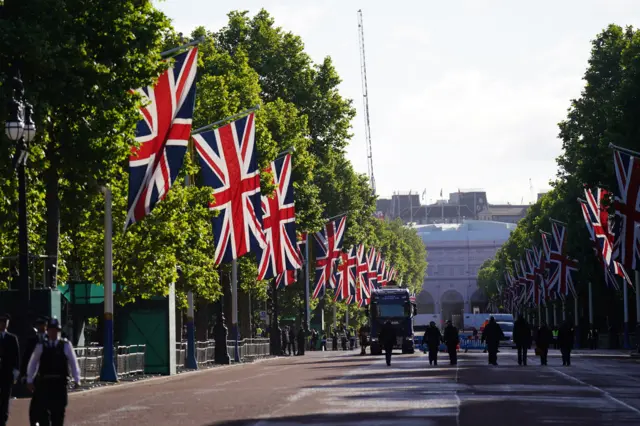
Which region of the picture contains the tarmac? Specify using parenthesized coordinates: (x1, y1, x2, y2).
(7, 347, 640, 425)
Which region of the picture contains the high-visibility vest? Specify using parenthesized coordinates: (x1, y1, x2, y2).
(552, 330, 559, 338)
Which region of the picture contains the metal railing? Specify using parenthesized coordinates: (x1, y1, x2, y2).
(176, 338, 270, 368)
(74, 344, 146, 382)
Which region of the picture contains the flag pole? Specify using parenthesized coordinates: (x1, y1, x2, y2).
(160, 37, 205, 59)
(609, 143, 640, 158)
(192, 105, 261, 135)
(623, 274, 631, 348)
(99, 185, 117, 382)
(183, 169, 198, 370)
(304, 233, 310, 331)
(232, 258, 240, 362)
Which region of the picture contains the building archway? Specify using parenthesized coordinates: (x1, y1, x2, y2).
(470, 289, 489, 313)
(441, 289, 464, 322)
(416, 291, 435, 314)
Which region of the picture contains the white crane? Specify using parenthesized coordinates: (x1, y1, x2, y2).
(358, 10, 376, 195)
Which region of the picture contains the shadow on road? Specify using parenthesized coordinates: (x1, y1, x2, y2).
(209, 409, 457, 426)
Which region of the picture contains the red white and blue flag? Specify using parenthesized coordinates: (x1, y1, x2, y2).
(334, 248, 356, 303)
(193, 113, 266, 264)
(580, 189, 630, 288)
(257, 154, 302, 280)
(366, 247, 378, 293)
(546, 221, 579, 298)
(274, 232, 307, 289)
(355, 245, 371, 307)
(612, 148, 640, 271)
(126, 48, 198, 230)
(377, 257, 388, 287)
(312, 217, 347, 298)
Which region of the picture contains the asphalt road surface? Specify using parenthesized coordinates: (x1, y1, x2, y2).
(8, 348, 640, 426)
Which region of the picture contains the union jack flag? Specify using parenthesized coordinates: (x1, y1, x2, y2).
(313, 217, 347, 298)
(532, 246, 550, 303)
(612, 148, 640, 271)
(274, 232, 307, 289)
(377, 258, 388, 287)
(409, 293, 416, 304)
(580, 191, 630, 288)
(388, 266, 398, 283)
(546, 221, 579, 298)
(334, 248, 356, 303)
(256, 154, 302, 280)
(355, 245, 371, 306)
(366, 247, 378, 293)
(193, 113, 266, 264)
(126, 48, 198, 230)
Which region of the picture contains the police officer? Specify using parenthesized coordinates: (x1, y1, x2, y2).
(26, 318, 81, 426)
(22, 316, 48, 426)
(0, 313, 20, 426)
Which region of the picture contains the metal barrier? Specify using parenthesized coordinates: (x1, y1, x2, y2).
(74, 344, 146, 382)
(176, 338, 270, 368)
(460, 337, 486, 352)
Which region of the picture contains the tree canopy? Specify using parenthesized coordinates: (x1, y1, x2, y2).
(0, 5, 427, 323)
(477, 24, 640, 324)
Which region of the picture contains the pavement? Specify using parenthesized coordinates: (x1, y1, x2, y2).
(7, 348, 640, 426)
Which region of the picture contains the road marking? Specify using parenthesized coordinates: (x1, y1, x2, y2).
(549, 365, 640, 417)
(454, 360, 461, 426)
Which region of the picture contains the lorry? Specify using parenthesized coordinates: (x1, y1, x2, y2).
(368, 286, 417, 355)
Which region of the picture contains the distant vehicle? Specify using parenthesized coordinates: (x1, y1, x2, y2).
(368, 285, 417, 355)
(479, 313, 515, 332)
(497, 321, 515, 348)
(413, 313, 441, 334)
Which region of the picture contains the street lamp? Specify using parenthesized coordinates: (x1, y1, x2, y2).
(5, 72, 36, 343)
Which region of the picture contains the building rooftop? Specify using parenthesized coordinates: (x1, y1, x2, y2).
(413, 220, 517, 243)
(479, 205, 529, 216)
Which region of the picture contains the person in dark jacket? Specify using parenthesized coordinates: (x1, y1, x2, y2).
(22, 316, 48, 426)
(558, 321, 575, 366)
(481, 316, 504, 365)
(423, 322, 442, 366)
(379, 320, 397, 366)
(297, 328, 306, 356)
(513, 315, 532, 366)
(0, 313, 19, 426)
(443, 321, 459, 365)
(536, 322, 553, 366)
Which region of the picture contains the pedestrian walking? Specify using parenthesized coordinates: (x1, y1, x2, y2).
(423, 321, 442, 366)
(296, 328, 306, 356)
(359, 325, 369, 355)
(513, 315, 532, 366)
(558, 320, 575, 366)
(0, 313, 20, 426)
(22, 316, 49, 426)
(26, 318, 81, 426)
(481, 316, 504, 366)
(380, 320, 396, 366)
(443, 321, 459, 365)
(536, 322, 553, 366)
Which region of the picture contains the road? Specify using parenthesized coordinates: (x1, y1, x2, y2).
(8, 348, 640, 425)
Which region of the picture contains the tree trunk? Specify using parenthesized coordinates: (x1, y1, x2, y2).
(195, 298, 209, 341)
(45, 134, 60, 289)
(239, 287, 251, 339)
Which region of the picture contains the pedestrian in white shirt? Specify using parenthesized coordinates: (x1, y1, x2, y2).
(26, 318, 81, 426)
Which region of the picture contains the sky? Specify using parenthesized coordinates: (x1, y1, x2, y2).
(155, 0, 640, 205)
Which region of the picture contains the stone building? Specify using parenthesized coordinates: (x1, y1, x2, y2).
(413, 220, 516, 322)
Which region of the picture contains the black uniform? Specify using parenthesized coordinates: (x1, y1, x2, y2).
(513, 316, 532, 365)
(30, 340, 73, 426)
(0, 326, 19, 426)
(482, 318, 504, 365)
(423, 325, 442, 365)
(558, 322, 575, 366)
(380, 321, 396, 366)
(536, 325, 553, 366)
(443, 324, 459, 365)
(23, 330, 47, 426)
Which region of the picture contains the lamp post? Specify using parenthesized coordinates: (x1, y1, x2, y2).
(5, 72, 36, 342)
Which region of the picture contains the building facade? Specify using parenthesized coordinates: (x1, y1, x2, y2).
(413, 220, 516, 322)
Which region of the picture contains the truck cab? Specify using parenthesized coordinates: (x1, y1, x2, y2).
(368, 286, 417, 355)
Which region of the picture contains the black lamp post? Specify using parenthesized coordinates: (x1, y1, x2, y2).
(5, 72, 36, 341)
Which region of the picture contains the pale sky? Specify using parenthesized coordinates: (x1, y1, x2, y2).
(155, 0, 640, 205)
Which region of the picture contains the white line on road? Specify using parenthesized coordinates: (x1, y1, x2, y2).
(549, 365, 640, 417)
(454, 360, 461, 426)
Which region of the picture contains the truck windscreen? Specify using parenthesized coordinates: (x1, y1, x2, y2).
(377, 304, 409, 318)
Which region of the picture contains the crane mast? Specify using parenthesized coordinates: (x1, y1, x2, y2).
(358, 9, 376, 195)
